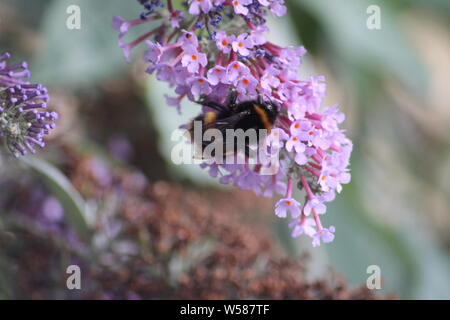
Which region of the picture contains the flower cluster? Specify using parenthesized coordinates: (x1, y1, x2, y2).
(113, 0, 352, 246)
(0, 52, 57, 157)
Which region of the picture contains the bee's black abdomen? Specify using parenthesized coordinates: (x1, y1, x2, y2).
(234, 100, 278, 131)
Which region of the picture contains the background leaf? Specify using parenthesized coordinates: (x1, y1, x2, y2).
(21, 156, 91, 242)
(290, 0, 427, 93)
(32, 0, 145, 87)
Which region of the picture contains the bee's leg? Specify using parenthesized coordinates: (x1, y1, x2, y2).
(196, 95, 227, 113)
(227, 88, 238, 109)
(243, 144, 258, 160)
(244, 145, 251, 158)
(256, 92, 265, 105)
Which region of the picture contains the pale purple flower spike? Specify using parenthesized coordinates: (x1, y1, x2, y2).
(113, 0, 352, 247)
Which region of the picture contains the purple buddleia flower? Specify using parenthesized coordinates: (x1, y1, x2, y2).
(113, 16, 152, 39)
(169, 10, 184, 28)
(266, 128, 288, 154)
(275, 198, 301, 218)
(207, 65, 227, 85)
(226, 61, 250, 83)
(304, 198, 327, 216)
(165, 94, 183, 114)
(312, 226, 335, 247)
(286, 136, 305, 153)
(189, 76, 212, 97)
(215, 31, 234, 53)
(145, 40, 165, 63)
(235, 74, 258, 97)
(181, 49, 207, 73)
(231, 0, 252, 16)
(249, 25, 268, 46)
(290, 218, 316, 238)
(188, 0, 213, 15)
(270, 0, 287, 17)
(231, 33, 253, 56)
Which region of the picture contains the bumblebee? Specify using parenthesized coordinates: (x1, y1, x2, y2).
(188, 91, 279, 158)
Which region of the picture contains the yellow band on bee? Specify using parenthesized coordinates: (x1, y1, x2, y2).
(204, 112, 217, 123)
(254, 105, 272, 131)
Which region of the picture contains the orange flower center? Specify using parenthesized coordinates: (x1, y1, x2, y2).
(191, 54, 198, 61)
(294, 123, 300, 129)
(238, 42, 244, 47)
(215, 68, 222, 73)
(242, 79, 250, 85)
(285, 200, 292, 206)
(232, 64, 239, 69)
(198, 79, 204, 83)
(221, 40, 228, 46)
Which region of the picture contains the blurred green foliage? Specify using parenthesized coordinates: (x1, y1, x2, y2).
(31, 0, 147, 86)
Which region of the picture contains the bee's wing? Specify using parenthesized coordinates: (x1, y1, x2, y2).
(211, 111, 259, 157)
(202, 111, 250, 132)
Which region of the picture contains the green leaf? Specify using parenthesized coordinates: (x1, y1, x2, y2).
(21, 156, 91, 242)
(324, 181, 417, 298)
(32, 0, 145, 87)
(0, 257, 13, 299)
(321, 147, 450, 299)
(292, 0, 427, 92)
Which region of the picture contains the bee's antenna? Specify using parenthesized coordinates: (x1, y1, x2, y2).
(195, 95, 227, 113)
(260, 92, 271, 104)
(255, 88, 273, 104)
(255, 89, 264, 104)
